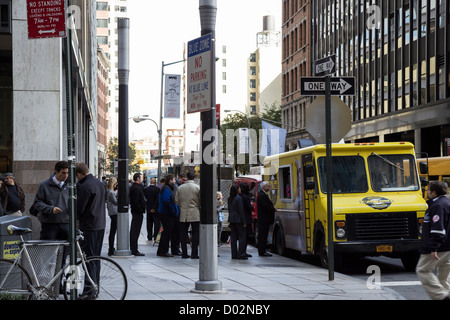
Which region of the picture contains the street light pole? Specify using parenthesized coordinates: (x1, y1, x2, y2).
(133, 115, 162, 181)
(224, 109, 250, 129)
(193, 0, 223, 294)
(116, 17, 132, 257)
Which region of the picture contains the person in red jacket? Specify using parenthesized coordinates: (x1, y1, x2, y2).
(416, 181, 450, 300)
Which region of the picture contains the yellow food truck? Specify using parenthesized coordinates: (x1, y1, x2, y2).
(263, 142, 428, 270)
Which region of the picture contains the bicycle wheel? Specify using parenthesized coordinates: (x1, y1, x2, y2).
(63, 256, 127, 300)
(0, 259, 32, 300)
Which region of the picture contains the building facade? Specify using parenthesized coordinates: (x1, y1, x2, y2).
(96, 0, 128, 141)
(0, 0, 98, 223)
(281, 0, 312, 150)
(97, 47, 110, 177)
(246, 15, 282, 117)
(310, 0, 449, 156)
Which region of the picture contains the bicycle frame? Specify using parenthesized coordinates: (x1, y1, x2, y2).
(0, 235, 98, 299)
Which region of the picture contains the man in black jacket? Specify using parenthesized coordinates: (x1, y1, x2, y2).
(129, 172, 146, 256)
(34, 161, 69, 240)
(75, 162, 106, 299)
(416, 181, 450, 300)
(256, 181, 277, 256)
(144, 177, 160, 242)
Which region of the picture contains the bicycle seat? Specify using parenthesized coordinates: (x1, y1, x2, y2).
(7, 225, 32, 235)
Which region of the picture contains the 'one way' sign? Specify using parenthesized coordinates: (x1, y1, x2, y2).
(300, 77, 356, 96)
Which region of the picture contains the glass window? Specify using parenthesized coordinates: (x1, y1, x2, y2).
(97, 19, 108, 28)
(279, 166, 293, 200)
(96, 2, 108, 10)
(368, 153, 419, 192)
(98, 36, 108, 45)
(317, 156, 368, 193)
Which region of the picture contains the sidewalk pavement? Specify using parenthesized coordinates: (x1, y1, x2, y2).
(101, 217, 405, 301)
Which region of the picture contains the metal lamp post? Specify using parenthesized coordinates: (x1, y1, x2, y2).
(224, 109, 250, 129)
(133, 115, 162, 182)
(193, 0, 223, 294)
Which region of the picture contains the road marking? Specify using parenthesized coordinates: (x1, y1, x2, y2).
(377, 281, 422, 287)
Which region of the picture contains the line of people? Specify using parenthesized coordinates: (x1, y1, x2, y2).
(227, 181, 276, 259)
(0, 163, 276, 264)
(120, 172, 201, 259)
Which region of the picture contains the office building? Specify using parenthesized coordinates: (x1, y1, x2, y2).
(310, 0, 449, 156)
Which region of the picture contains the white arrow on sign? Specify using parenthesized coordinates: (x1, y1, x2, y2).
(330, 78, 352, 94)
(39, 29, 56, 34)
(315, 59, 335, 75)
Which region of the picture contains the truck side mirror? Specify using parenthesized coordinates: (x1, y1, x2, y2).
(306, 181, 315, 190)
(419, 161, 428, 175)
(420, 178, 428, 188)
(304, 164, 315, 178)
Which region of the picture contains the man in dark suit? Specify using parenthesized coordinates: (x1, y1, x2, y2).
(256, 181, 277, 256)
(75, 162, 107, 299)
(144, 177, 160, 242)
(129, 172, 146, 256)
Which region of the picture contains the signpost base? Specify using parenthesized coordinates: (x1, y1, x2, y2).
(192, 224, 224, 293)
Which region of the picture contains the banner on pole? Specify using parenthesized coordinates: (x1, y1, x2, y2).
(238, 128, 249, 154)
(260, 121, 287, 157)
(164, 74, 181, 119)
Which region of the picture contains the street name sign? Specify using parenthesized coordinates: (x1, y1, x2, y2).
(27, 0, 66, 39)
(314, 55, 336, 76)
(187, 33, 212, 114)
(301, 77, 356, 96)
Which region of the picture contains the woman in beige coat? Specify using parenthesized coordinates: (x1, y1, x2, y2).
(175, 172, 200, 258)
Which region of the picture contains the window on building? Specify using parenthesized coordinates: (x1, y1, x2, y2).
(250, 66, 256, 75)
(98, 36, 108, 45)
(97, 2, 108, 10)
(0, 0, 11, 34)
(97, 19, 108, 28)
(250, 79, 256, 89)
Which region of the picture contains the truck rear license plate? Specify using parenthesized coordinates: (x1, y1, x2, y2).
(376, 245, 393, 253)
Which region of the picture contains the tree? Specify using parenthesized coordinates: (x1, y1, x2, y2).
(107, 137, 140, 175)
(220, 102, 282, 175)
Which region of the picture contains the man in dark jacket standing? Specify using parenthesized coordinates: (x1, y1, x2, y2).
(34, 161, 69, 240)
(129, 172, 146, 256)
(416, 181, 450, 300)
(256, 181, 277, 257)
(75, 162, 106, 299)
(144, 177, 160, 242)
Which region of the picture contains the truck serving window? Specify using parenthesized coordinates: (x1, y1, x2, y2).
(317, 156, 368, 193)
(368, 153, 419, 192)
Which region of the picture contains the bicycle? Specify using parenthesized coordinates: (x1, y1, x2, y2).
(0, 225, 127, 300)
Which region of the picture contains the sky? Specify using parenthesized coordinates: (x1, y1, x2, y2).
(126, 0, 281, 146)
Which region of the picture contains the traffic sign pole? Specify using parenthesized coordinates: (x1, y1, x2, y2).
(325, 77, 334, 281)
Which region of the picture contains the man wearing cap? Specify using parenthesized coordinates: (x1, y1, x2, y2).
(0, 173, 25, 216)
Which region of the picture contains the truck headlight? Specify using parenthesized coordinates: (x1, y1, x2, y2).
(335, 221, 346, 239)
